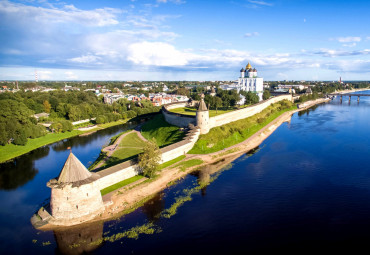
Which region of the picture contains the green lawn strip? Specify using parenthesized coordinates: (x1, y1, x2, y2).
(0, 130, 82, 163)
(188, 102, 297, 154)
(172, 159, 204, 171)
(108, 130, 131, 146)
(158, 155, 186, 170)
(118, 132, 147, 148)
(100, 175, 144, 196)
(141, 114, 185, 147)
(169, 107, 234, 117)
(0, 118, 131, 163)
(97, 132, 147, 168)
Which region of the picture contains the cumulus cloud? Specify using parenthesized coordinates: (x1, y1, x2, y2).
(65, 71, 78, 79)
(37, 70, 52, 79)
(127, 42, 188, 66)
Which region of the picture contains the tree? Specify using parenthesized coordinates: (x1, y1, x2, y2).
(214, 97, 223, 114)
(43, 100, 51, 113)
(263, 90, 271, 100)
(138, 139, 162, 178)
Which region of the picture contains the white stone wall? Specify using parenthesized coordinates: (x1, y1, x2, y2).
(96, 165, 140, 190)
(160, 127, 200, 163)
(210, 95, 292, 128)
(162, 111, 196, 128)
(50, 181, 104, 223)
(196, 110, 210, 134)
(95, 127, 200, 190)
(162, 103, 196, 128)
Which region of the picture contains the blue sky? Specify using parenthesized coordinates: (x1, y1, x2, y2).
(0, 0, 370, 81)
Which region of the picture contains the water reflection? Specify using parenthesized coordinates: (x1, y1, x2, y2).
(54, 222, 103, 255)
(142, 192, 165, 223)
(0, 146, 50, 190)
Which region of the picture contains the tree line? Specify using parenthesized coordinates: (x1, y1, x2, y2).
(0, 91, 160, 146)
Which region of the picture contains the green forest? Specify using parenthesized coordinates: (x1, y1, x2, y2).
(0, 90, 160, 146)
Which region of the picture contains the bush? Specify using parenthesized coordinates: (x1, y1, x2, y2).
(13, 130, 27, 145)
(257, 117, 265, 124)
(96, 115, 106, 124)
(126, 110, 137, 118)
(60, 120, 73, 132)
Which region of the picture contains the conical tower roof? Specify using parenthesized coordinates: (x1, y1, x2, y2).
(198, 98, 208, 111)
(246, 62, 252, 69)
(57, 152, 92, 183)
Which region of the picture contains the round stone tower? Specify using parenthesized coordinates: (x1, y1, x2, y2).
(47, 152, 104, 226)
(196, 94, 210, 134)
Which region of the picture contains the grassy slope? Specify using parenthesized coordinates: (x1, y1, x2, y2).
(158, 155, 186, 170)
(141, 114, 185, 147)
(101, 132, 147, 167)
(0, 119, 130, 163)
(188, 101, 297, 154)
(0, 130, 82, 163)
(170, 107, 234, 117)
(172, 159, 204, 171)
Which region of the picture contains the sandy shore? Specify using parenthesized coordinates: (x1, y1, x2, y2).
(38, 97, 331, 230)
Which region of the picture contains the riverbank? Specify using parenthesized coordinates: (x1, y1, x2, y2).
(37, 97, 330, 230)
(0, 119, 133, 163)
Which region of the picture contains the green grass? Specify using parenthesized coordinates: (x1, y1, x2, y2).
(172, 159, 204, 171)
(141, 114, 185, 147)
(188, 100, 297, 154)
(99, 132, 148, 168)
(158, 155, 186, 170)
(100, 175, 144, 196)
(0, 130, 83, 163)
(170, 107, 235, 117)
(0, 118, 131, 163)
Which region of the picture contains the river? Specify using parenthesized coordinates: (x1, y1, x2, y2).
(1, 91, 370, 254)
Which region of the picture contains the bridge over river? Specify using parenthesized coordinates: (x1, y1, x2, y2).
(328, 93, 370, 102)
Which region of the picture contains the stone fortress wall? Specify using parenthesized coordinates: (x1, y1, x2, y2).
(161, 102, 196, 127)
(161, 94, 293, 131)
(40, 95, 293, 227)
(210, 94, 292, 127)
(95, 125, 201, 191)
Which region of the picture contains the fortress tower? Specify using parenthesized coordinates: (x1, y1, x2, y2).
(196, 94, 210, 134)
(47, 152, 104, 226)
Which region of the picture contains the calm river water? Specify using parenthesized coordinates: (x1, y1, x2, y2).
(1, 91, 370, 254)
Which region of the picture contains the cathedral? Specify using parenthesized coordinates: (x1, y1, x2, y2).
(238, 62, 264, 100)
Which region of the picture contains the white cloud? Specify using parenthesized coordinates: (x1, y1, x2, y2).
(65, 71, 78, 79)
(336, 36, 361, 43)
(244, 32, 260, 37)
(0, 1, 121, 27)
(68, 55, 101, 64)
(127, 41, 188, 66)
(247, 0, 273, 7)
(37, 70, 52, 79)
(157, 0, 186, 4)
(313, 48, 370, 57)
(342, 43, 357, 47)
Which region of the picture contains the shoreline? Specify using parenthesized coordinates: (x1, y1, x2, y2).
(37, 97, 330, 230)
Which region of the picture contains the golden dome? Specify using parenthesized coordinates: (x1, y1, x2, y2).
(246, 62, 252, 69)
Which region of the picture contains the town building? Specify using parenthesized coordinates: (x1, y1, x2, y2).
(220, 62, 264, 100)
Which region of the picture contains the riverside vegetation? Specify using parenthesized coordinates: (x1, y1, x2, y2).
(0, 90, 161, 162)
(189, 99, 296, 154)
